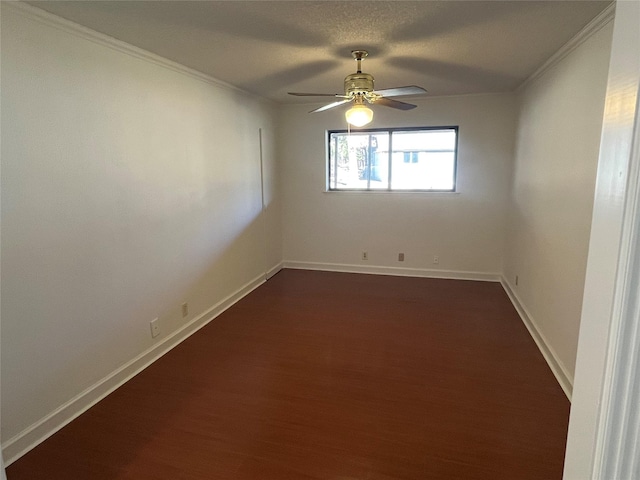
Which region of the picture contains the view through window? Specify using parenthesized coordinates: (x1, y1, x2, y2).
(328, 127, 458, 191)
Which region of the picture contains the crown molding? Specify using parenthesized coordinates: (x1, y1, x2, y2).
(2, 1, 274, 105)
(518, 2, 615, 91)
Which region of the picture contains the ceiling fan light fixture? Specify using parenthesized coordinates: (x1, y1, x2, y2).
(288, 50, 426, 121)
(345, 103, 373, 127)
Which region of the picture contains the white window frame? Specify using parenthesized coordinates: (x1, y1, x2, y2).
(326, 126, 459, 192)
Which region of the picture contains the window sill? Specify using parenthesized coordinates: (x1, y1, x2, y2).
(323, 190, 461, 195)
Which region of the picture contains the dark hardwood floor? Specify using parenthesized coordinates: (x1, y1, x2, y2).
(7, 269, 570, 479)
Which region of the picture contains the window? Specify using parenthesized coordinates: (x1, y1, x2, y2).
(327, 127, 458, 191)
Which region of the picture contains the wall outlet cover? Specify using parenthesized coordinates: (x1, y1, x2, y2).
(150, 318, 160, 338)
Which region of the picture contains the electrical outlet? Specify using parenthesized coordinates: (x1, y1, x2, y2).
(150, 318, 159, 338)
(515, 275, 519, 286)
(362, 251, 368, 261)
(181, 302, 188, 318)
(433, 255, 439, 264)
(398, 253, 405, 262)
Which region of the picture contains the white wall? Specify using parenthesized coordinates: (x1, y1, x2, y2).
(565, 0, 640, 476)
(503, 22, 613, 387)
(0, 0, 619, 470)
(0, 3, 6, 476)
(280, 94, 516, 278)
(0, 3, 279, 451)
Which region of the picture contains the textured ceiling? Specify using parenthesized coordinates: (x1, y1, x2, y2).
(27, 1, 611, 103)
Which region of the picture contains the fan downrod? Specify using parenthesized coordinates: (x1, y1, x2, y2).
(287, 49, 427, 115)
(351, 50, 368, 73)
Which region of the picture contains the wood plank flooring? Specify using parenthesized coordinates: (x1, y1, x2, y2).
(7, 269, 570, 479)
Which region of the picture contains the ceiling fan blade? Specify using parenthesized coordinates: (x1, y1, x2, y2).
(372, 97, 417, 111)
(310, 99, 352, 113)
(288, 92, 342, 97)
(373, 85, 427, 97)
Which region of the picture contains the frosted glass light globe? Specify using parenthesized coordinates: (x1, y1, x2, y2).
(345, 104, 373, 127)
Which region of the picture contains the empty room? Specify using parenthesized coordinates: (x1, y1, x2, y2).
(1, 1, 639, 479)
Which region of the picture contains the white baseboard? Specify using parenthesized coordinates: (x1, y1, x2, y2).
(500, 277, 573, 401)
(2, 265, 569, 465)
(266, 262, 283, 280)
(283, 263, 571, 399)
(2, 272, 269, 466)
(283, 261, 501, 282)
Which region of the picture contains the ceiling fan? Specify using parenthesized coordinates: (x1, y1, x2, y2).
(288, 50, 427, 127)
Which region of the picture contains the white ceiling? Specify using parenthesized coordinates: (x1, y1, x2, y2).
(27, 1, 611, 103)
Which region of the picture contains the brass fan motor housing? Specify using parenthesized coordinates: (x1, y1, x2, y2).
(344, 72, 374, 96)
(287, 48, 425, 113)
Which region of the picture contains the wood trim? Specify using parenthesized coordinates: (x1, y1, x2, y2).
(518, 3, 615, 91)
(1, 2, 273, 105)
(5, 270, 571, 479)
(266, 262, 283, 280)
(283, 261, 501, 282)
(1, 272, 268, 466)
(501, 278, 573, 400)
(592, 1, 640, 472)
(564, 1, 640, 476)
(597, 172, 640, 476)
(282, 265, 574, 402)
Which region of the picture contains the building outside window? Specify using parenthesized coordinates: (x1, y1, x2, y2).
(328, 127, 458, 192)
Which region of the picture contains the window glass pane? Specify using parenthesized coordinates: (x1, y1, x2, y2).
(369, 134, 389, 189)
(328, 127, 456, 191)
(393, 130, 456, 151)
(391, 151, 455, 190)
(329, 132, 389, 189)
